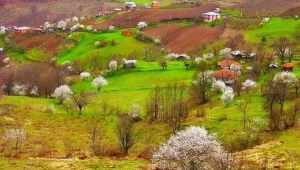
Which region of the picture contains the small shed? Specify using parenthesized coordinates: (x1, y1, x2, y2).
(202, 12, 220, 22)
(123, 58, 137, 69)
(114, 8, 122, 13)
(281, 63, 294, 72)
(33, 28, 44, 34)
(231, 50, 244, 58)
(125, 1, 136, 10)
(122, 30, 132, 36)
(151, 1, 159, 8)
(14, 27, 29, 34)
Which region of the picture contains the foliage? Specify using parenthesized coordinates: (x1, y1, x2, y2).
(221, 87, 234, 107)
(242, 79, 257, 92)
(137, 21, 147, 30)
(12, 83, 27, 96)
(109, 60, 118, 71)
(57, 20, 66, 30)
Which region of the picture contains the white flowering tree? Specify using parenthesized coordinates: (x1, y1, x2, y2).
(211, 80, 226, 93)
(152, 126, 226, 170)
(219, 48, 231, 59)
(4, 129, 26, 156)
(137, 21, 147, 30)
(57, 20, 66, 30)
(91, 76, 108, 92)
(203, 53, 214, 60)
(12, 83, 27, 96)
(3, 57, 10, 64)
(221, 87, 234, 107)
(273, 71, 298, 86)
(242, 79, 257, 93)
(80, 71, 90, 80)
(128, 103, 142, 121)
(109, 60, 118, 71)
(72, 16, 79, 22)
(194, 57, 203, 64)
(44, 21, 52, 29)
(0, 27, 5, 35)
(52, 85, 73, 104)
(109, 25, 115, 31)
(86, 25, 93, 31)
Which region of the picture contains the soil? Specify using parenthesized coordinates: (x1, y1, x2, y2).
(143, 24, 218, 53)
(11, 33, 64, 53)
(93, 4, 219, 29)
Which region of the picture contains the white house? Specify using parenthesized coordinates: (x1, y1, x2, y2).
(202, 12, 220, 22)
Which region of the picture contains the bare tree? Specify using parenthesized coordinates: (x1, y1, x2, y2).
(72, 89, 89, 115)
(272, 36, 291, 64)
(115, 114, 139, 156)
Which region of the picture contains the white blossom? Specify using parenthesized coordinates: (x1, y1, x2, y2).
(109, 25, 115, 31)
(91, 76, 108, 92)
(211, 80, 226, 93)
(57, 20, 66, 30)
(109, 60, 118, 70)
(93, 29, 97, 32)
(203, 53, 214, 60)
(221, 87, 234, 107)
(165, 53, 178, 60)
(137, 21, 147, 29)
(86, 25, 93, 31)
(3, 57, 10, 64)
(79, 24, 85, 29)
(30, 86, 39, 96)
(128, 103, 142, 120)
(194, 57, 203, 64)
(52, 85, 73, 104)
(72, 16, 79, 22)
(65, 18, 71, 23)
(4, 129, 26, 141)
(80, 71, 90, 80)
(154, 39, 161, 44)
(12, 83, 27, 96)
(242, 79, 257, 92)
(44, 22, 52, 28)
(95, 41, 100, 46)
(80, 17, 86, 20)
(152, 126, 223, 170)
(0, 28, 5, 35)
(219, 48, 231, 58)
(67, 66, 75, 72)
(273, 71, 298, 86)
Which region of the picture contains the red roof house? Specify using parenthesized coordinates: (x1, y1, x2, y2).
(14, 27, 29, 34)
(212, 69, 239, 84)
(217, 59, 241, 71)
(122, 30, 132, 36)
(281, 63, 294, 72)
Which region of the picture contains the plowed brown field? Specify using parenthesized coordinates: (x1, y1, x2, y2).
(143, 24, 217, 53)
(93, 4, 219, 29)
(12, 33, 64, 53)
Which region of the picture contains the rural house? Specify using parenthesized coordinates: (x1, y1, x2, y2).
(202, 11, 220, 22)
(151, 1, 159, 8)
(125, 1, 136, 10)
(212, 69, 239, 84)
(231, 50, 244, 58)
(281, 63, 294, 72)
(217, 59, 242, 72)
(14, 26, 29, 34)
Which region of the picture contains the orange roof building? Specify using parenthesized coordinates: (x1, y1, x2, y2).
(122, 30, 132, 36)
(151, 1, 159, 8)
(281, 63, 294, 72)
(217, 59, 241, 71)
(212, 69, 239, 84)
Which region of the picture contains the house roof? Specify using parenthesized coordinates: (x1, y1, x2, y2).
(125, 1, 136, 7)
(123, 59, 137, 64)
(14, 26, 29, 30)
(203, 11, 220, 16)
(231, 50, 243, 56)
(217, 59, 241, 67)
(152, 1, 159, 3)
(212, 69, 238, 79)
(281, 63, 294, 68)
